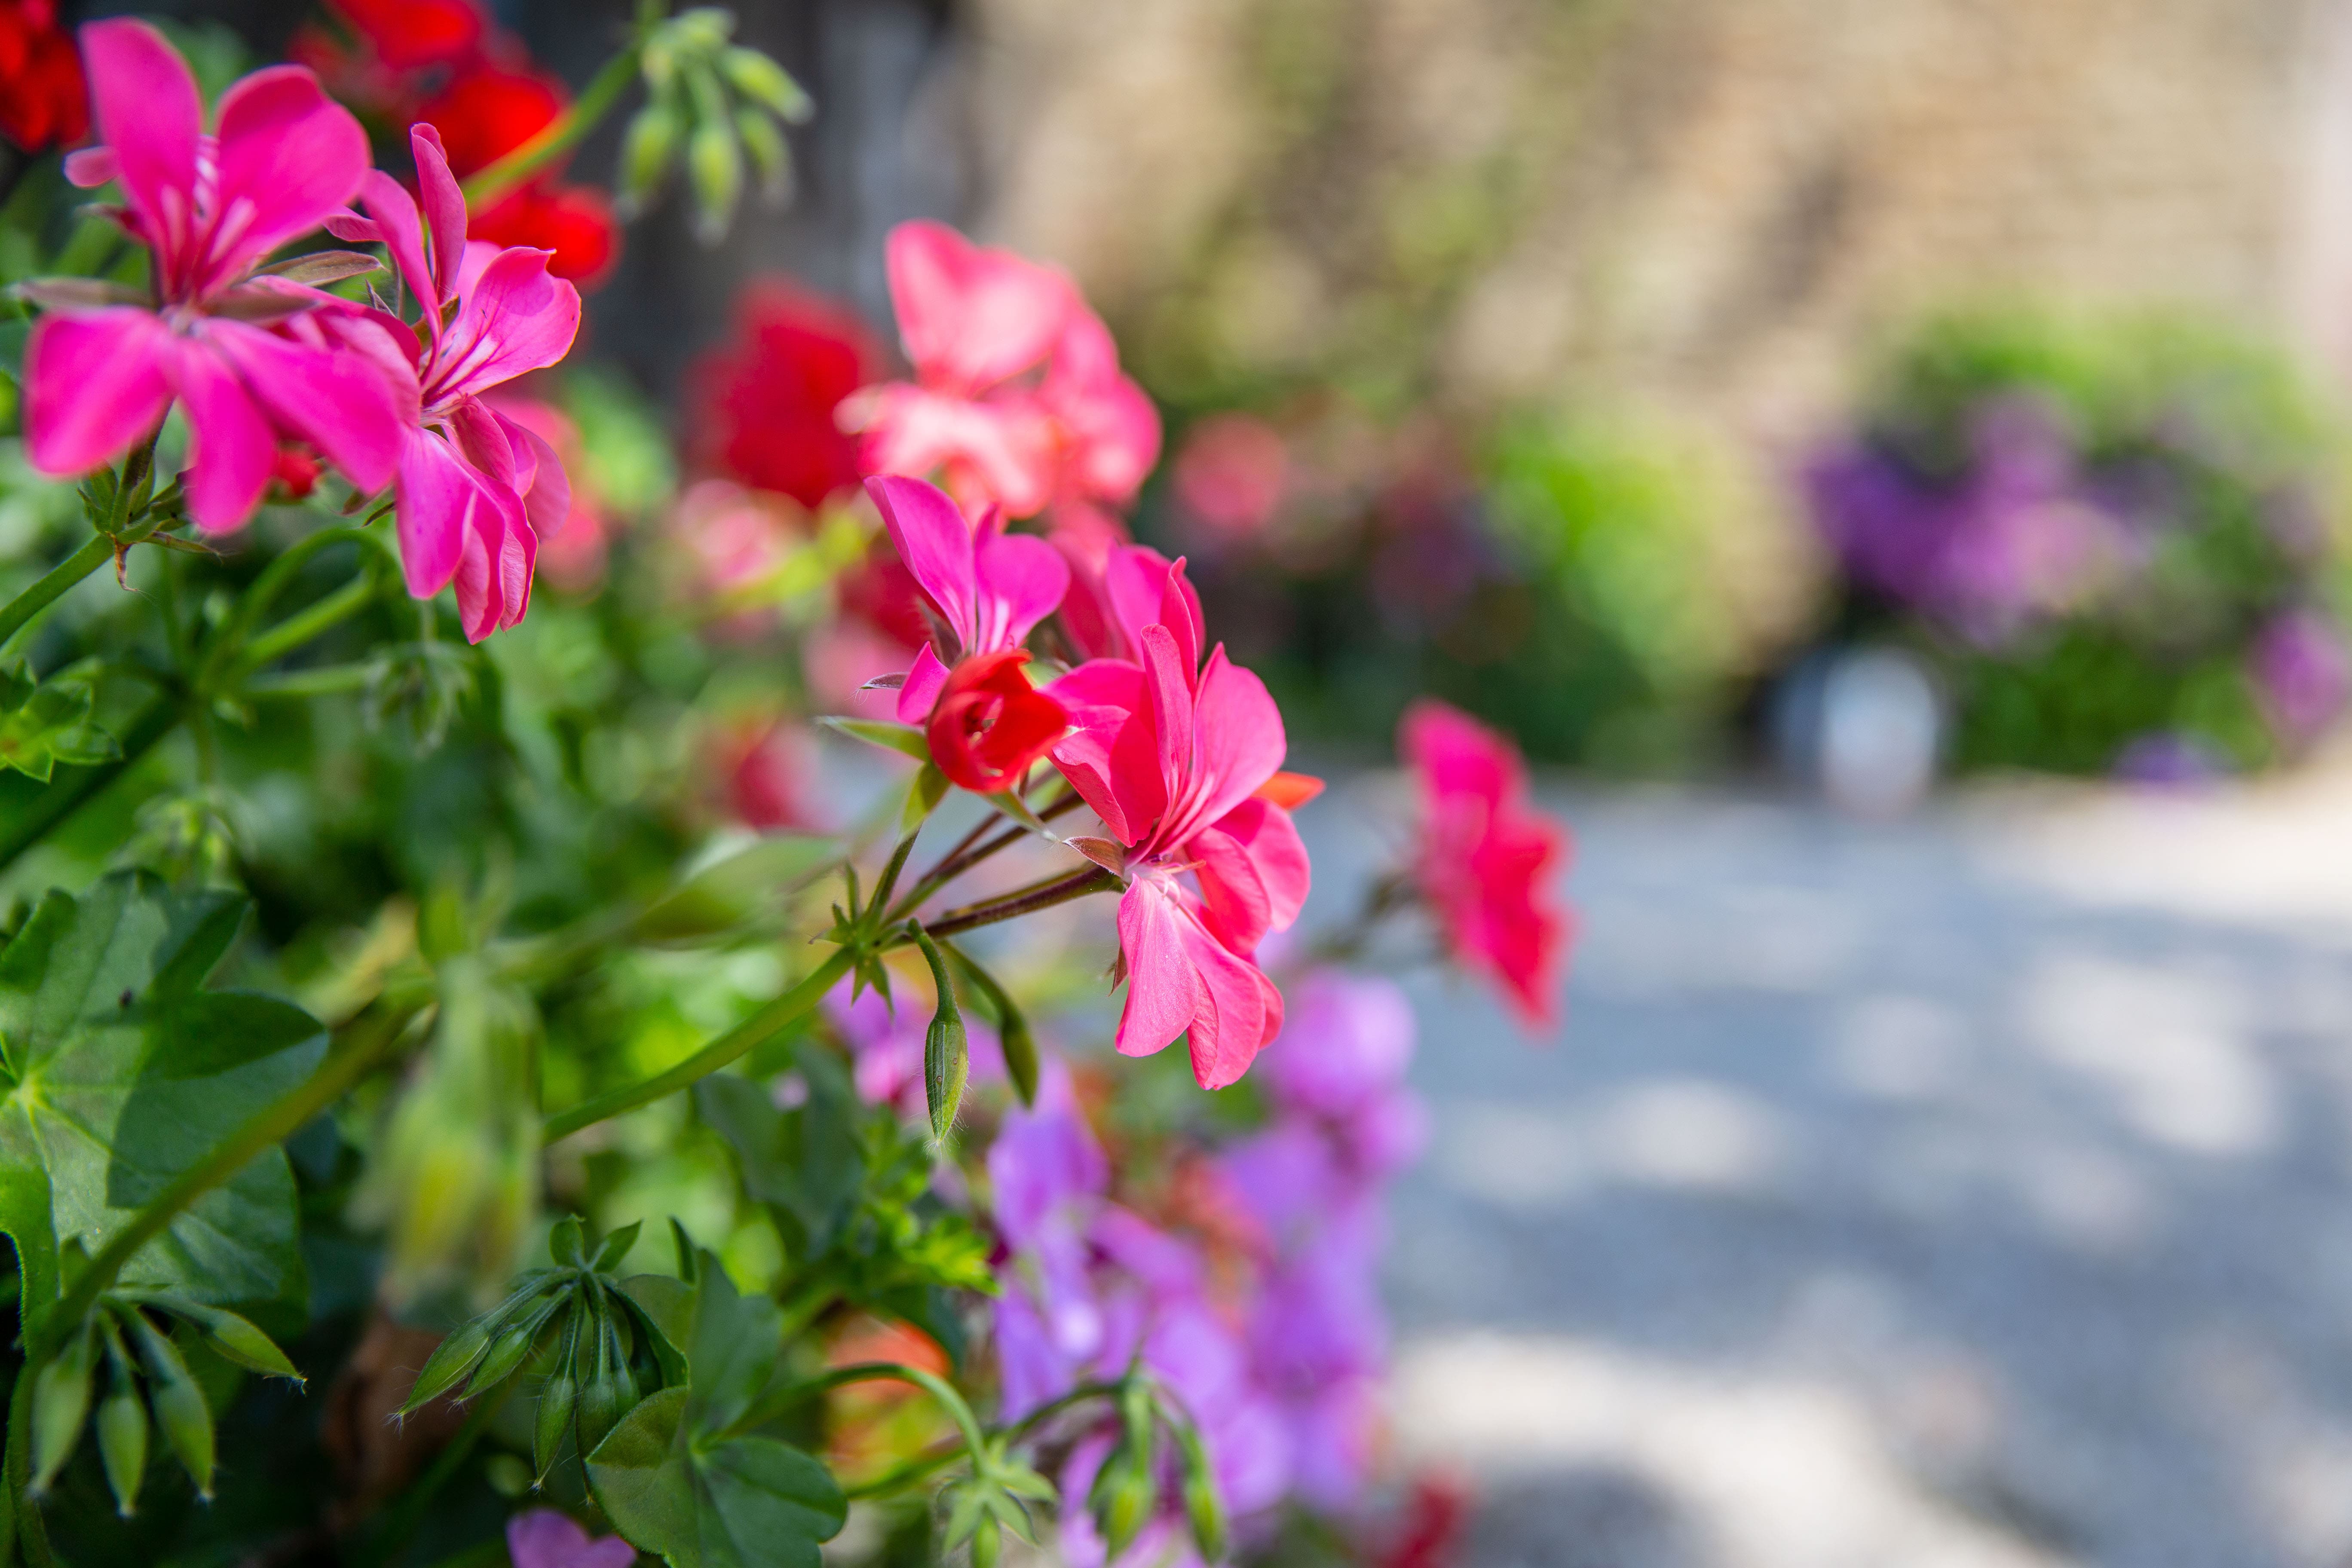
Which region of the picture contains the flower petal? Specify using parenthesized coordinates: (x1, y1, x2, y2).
(22, 309, 173, 478)
(1191, 796, 1310, 952)
(973, 530, 1070, 651)
(895, 643, 952, 725)
(212, 64, 372, 272)
(207, 317, 404, 493)
(435, 246, 582, 400)
(1047, 658, 1156, 845)
(409, 123, 468, 301)
(355, 168, 438, 324)
(79, 21, 201, 247)
(1113, 876, 1203, 1060)
(885, 218, 1072, 393)
(168, 341, 276, 531)
(1182, 908, 1282, 1089)
(867, 473, 977, 650)
(395, 426, 483, 597)
(1182, 645, 1286, 838)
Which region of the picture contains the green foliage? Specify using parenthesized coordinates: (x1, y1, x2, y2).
(0, 665, 117, 783)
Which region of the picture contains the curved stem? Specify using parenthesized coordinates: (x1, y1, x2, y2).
(541, 948, 853, 1142)
(1004, 1380, 1124, 1445)
(842, 1441, 966, 1501)
(0, 508, 171, 659)
(461, 44, 644, 210)
(197, 527, 389, 692)
(34, 1002, 420, 1356)
(917, 867, 1119, 940)
(227, 575, 378, 680)
(886, 790, 1087, 925)
(719, 1361, 987, 1455)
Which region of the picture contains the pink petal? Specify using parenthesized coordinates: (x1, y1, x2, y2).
(886, 219, 1072, 394)
(1182, 646, 1286, 838)
(1114, 877, 1204, 1060)
(972, 531, 1070, 651)
(1043, 309, 1162, 504)
(1047, 658, 1155, 845)
(435, 247, 582, 401)
(1191, 796, 1310, 952)
(79, 21, 201, 248)
(22, 309, 173, 478)
(211, 64, 372, 273)
(895, 643, 952, 724)
(206, 318, 403, 493)
(502, 411, 570, 541)
(408, 123, 467, 301)
(355, 169, 438, 325)
(846, 384, 1058, 518)
(867, 474, 978, 649)
(167, 341, 276, 532)
(1100, 546, 1201, 674)
(63, 149, 119, 189)
(506, 1508, 637, 1568)
(1139, 625, 1194, 820)
(1183, 923, 1283, 1090)
(395, 426, 483, 597)
(452, 484, 535, 642)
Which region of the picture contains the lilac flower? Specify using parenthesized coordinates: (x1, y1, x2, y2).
(505, 1510, 634, 1568)
(2251, 608, 2351, 750)
(1804, 398, 2119, 645)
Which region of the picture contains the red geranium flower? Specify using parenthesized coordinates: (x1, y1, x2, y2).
(926, 649, 1068, 794)
(469, 182, 618, 288)
(691, 281, 880, 509)
(1398, 699, 1572, 1033)
(326, 0, 484, 71)
(416, 64, 561, 175)
(0, 0, 88, 153)
(415, 68, 620, 290)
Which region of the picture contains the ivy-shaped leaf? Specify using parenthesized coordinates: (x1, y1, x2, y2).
(588, 1249, 846, 1568)
(0, 664, 121, 783)
(0, 872, 326, 1309)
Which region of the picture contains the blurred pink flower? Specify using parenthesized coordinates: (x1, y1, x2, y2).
(1398, 700, 1571, 1033)
(2251, 608, 2351, 751)
(1173, 413, 1289, 542)
(504, 1509, 634, 1568)
(24, 21, 404, 531)
(669, 478, 799, 637)
(335, 123, 581, 640)
(1053, 617, 1311, 1089)
(716, 718, 824, 833)
(840, 221, 1160, 523)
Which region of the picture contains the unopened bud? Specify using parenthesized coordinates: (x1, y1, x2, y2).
(127, 1312, 214, 1500)
(96, 1374, 148, 1517)
(720, 46, 813, 122)
(734, 108, 792, 205)
(618, 102, 683, 215)
(29, 1326, 97, 1495)
(687, 119, 743, 245)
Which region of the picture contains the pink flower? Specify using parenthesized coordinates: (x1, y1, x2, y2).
(840, 221, 1161, 524)
(1173, 413, 1288, 542)
(487, 392, 612, 592)
(869, 473, 1069, 717)
(1052, 611, 1312, 1089)
(1398, 699, 1571, 1032)
(22, 21, 403, 531)
(504, 1509, 635, 1568)
(1057, 540, 1203, 666)
(331, 124, 581, 641)
(716, 717, 824, 832)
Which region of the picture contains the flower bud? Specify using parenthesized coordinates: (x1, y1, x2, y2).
(969, 1510, 1001, 1568)
(157, 1300, 300, 1383)
(618, 101, 683, 214)
(911, 924, 968, 1144)
(1176, 1422, 1226, 1563)
(720, 46, 812, 122)
(573, 1306, 622, 1457)
(1089, 1448, 1155, 1561)
(734, 107, 792, 205)
(95, 1372, 148, 1518)
(532, 1310, 582, 1485)
(401, 1313, 497, 1414)
(464, 1301, 557, 1400)
(29, 1325, 97, 1495)
(126, 1312, 214, 1499)
(687, 119, 742, 246)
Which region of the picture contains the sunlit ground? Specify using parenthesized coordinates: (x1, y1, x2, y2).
(1301, 758, 2352, 1568)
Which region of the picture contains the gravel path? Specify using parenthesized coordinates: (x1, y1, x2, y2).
(1297, 769, 2352, 1568)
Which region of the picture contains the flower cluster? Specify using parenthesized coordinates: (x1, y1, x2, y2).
(839, 221, 1161, 550)
(20, 22, 579, 640)
(0, 0, 84, 153)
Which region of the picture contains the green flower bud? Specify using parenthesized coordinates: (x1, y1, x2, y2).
(29, 1324, 97, 1495)
(126, 1311, 214, 1500)
(970, 1510, 1002, 1568)
(720, 46, 813, 123)
(145, 1299, 300, 1383)
(95, 1375, 147, 1518)
(1091, 1451, 1156, 1561)
(463, 1298, 559, 1400)
(532, 1311, 582, 1485)
(912, 923, 968, 1144)
(734, 107, 792, 205)
(687, 119, 743, 245)
(618, 102, 684, 215)
(401, 1312, 497, 1415)
(1177, 1425, 1226, 1562)
(549, 1216, 586, 1268)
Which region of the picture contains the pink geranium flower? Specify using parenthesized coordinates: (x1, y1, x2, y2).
(504, 1509, 635, 1568)
(330, 123, 581, 641)
(1052, 608, 1313, 1089)
(21, 20, 403, 531)
(867, 473, 1071, 791)
(839, 222, 1161, 525)
(1397, 699, 1572, 1032)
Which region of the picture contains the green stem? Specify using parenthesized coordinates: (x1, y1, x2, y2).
(1004, 1380, 1123, 1444)
(0, 505, 168, 657)
(918, 867, 1120, 940)
(719, 1362, 988, 1455)
(841, 1441, 966, 1501)
(227, 576, 377, 679)
(885, 790, 1087, 925)
(241, 663, 380, 700)
(3, 1367, 54, 1566)
(196, 527, 389, 691)
(0, 694, 180, 873)
(461, 44, 644, 210)
(541, 948, 854, 1142)
(34, 1004, 418, 1356)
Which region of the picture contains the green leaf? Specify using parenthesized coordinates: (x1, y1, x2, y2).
(0, 1160, 59, 1324)
(900, 763, 950, 836)
(0, 873, 326, 1307)
(816, 717, 929, 762)
(0, 665, 121, 783)
(695, 1050, 861, 1255)
(679, 1249, 781, 1435)
(587, 1385, 847, 1568)
(636, 836, 842, 945)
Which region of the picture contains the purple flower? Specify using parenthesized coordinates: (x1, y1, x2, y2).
(505, 1510, 635, 1568)
(2251, 608, 2351, 751)
(1260, 972, 1427, 1179)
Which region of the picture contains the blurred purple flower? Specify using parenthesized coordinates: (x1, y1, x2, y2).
(2251, 608, 2351, 750)
(505, 1510, 635, 1568)
(1805, 399, 2119, 645)
(2112, 731, 2230, 788)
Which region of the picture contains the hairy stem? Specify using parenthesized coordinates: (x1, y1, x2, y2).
(3, 1364, 55, 1566)
(35, 1003, 420, 1355)
(0, 507, 168, 657)
(461, 44, 643, 209)
(541, 947, 854, 1142)
(918, 867, 1120, 940)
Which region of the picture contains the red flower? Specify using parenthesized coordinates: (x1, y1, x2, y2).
(1398, 699, 1572, 1033)
(926, 649, 1068, 794)
(269, 445, 324, 503)
(416, 65, 561, 175)
(469, 182, 618, 288)
(691, 281, 879, 509)
(325, 0, 484, 70)
(717, 719, 822, 832)
(0, 0, 88, 152)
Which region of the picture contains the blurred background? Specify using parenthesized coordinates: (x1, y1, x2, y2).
(31, 0, 2352, 1561)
